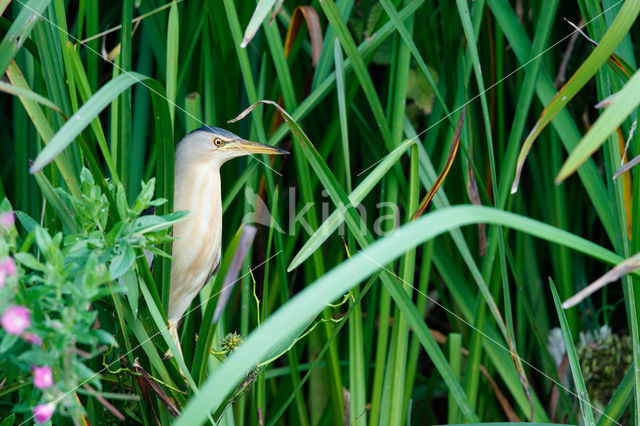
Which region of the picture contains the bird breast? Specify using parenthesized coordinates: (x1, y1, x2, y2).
(168, 164, 223, 320)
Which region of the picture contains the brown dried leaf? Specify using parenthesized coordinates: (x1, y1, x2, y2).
(83, 384, 126, 421)
(132, 358, 180, 418)
(412, 106, 465, 220)
(230, 100, 310, 145)
(283, 6, 323, 67)
(563, 252, 640, 308)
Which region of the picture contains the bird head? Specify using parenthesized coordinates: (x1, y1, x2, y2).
(176, 126, 289, 168)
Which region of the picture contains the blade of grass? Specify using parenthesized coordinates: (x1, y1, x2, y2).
(119, 0, 133, 193)
(288, 138, 415, 271)
(402, 240, 434, 416)
(557, 69, 640, 181)
(383, 9, 415, 423)
(0, 0, 51, 75)
(233, 101, 480, 421)
(0, 81, 62, 114)
(319, 0, 392, 144)
(31, 169, 77, 233)
(456, 0, 535, 418)
(6, 61, 81, 197)
(388, 143, 419, 426)
(176, 203, 635, 424)
(413, 106, 464, 220)
(166, 0, 179, 127)
(263, 11, 296, 110)
(0, 0, 10, 17)
(511, 0, 640, 193)
(146, 79, 175, 314)
(378, 0, 450, 123)
(137, 276, 201, 395)
(597, 365, 633, 426)
(448, 333, 463, 424)
(51, 0, 78, 115)
(311, 0, 354, 89)
(488, 0, 617, 251)
(284, 6, 323, 67)
(66, 41, 119, 185)
(30, 72, 150, 174)
(549, 278, 596, 425)
(267, 275, 377, 426)
(184, 92, 202, 132)
(240, 0, 277, 48)
(333, 38, 351, 191)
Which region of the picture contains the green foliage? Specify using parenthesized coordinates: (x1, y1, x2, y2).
(0, 171, 177, 423)
(0, 0, 638, 424)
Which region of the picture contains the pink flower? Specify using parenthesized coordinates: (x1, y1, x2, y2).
(0, 270, 5, 288)
(0, 212, 14, 228)
(1, 305, 31, 335)
(1, 257, 17, 276)
(23, 332, 43, 345)
(33, 402, 55, 423)
(32, 366, 53, 389)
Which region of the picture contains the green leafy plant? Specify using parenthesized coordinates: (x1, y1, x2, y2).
(0, 170, 182, 423)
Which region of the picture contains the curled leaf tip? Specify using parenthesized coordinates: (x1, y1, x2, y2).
(510, 169, 522, 194)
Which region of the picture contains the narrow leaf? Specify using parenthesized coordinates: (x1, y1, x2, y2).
(0, 81, 62, 114)
(556, 68, 640, 182)
(549, 278, 596, 425)
(166, 0, 179, 125)
(412, 106, 465, 220)
(30, 72, 149, 173)
(174, 205, 629, 425)
(283, 6, 323, 66)
(240, 0, 277, 48)
(511, 0, 640, 193)
(563, 252, 640, 309)
(0, 0, 51, 75)
(288, 138, 415, 271)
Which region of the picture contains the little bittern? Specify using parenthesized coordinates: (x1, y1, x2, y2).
(168, 126, 287, 357)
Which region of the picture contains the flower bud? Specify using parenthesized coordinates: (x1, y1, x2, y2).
(33, 402, 55, 423)
(0, 257, 17, 276)
(23, 332, 43, 345)
(0, 212, 14, 228)
(1, 305, 31, 335)
(32, 366, 53, 389)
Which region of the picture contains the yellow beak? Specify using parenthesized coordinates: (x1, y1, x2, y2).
(224, 139, 289, 155)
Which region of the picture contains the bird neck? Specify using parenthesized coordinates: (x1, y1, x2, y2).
(174, 163, 222, 221)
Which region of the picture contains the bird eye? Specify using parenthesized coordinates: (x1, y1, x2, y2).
(214, 138, 224, 147)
